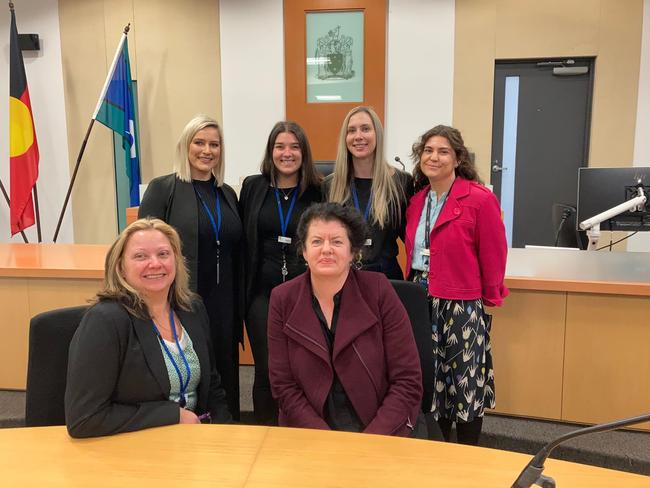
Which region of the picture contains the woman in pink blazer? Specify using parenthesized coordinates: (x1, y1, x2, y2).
(404, 125, 508, 445)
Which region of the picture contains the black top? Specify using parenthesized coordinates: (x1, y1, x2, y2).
(257, 186, 305, 294)
(193, 178, 243, 297)
(192, 179, 244, 362)
(240, 174, 323, 306)
(311, 291, 363, 432)
(137, 173, 244, 345)
(323, 170, 413, 280)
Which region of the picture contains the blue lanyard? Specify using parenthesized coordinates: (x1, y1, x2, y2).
(274, 186, 298, 237)
(193, 184, 221, 246)
(350, 181, 372, 221)
(153, 308, 191, 408)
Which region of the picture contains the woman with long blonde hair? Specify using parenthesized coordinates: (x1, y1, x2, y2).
(65, 218, 231, 438)
(325, 106, 412, 279)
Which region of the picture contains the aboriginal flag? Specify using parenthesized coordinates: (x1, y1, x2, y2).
(9, 5, 39, 235)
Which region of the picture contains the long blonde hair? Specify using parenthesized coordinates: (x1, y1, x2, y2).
(328, 106, 404, 228)
(96, 218, 195, 318)
(174, 114, 225, 185)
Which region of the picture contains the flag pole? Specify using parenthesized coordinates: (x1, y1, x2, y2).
(52, 119, 95, 242)
(32, 183, 42, 242)
(92, 24, 130, 119)
(0, 178, 29, 243)
(52, 23, 131, 243)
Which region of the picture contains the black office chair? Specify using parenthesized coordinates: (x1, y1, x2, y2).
(315, 160, 335, 177)
(25, 305, 88, 427)
(551, 203, 588, 249)
(389, 280, 433, 414)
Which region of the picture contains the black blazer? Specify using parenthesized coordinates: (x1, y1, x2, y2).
(64, 300, 231, 438)
(239, 174, 322, 308)
(138, 173, 244, 343)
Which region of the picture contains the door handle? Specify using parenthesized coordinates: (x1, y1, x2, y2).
(492, 164, 507, 172)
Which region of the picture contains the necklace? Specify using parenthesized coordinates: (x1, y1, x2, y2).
(279, 187, 295, 201)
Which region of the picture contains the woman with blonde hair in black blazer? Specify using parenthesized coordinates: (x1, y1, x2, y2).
(138, 115, 243, 420)
(65, 218, 231, 438)
(325, 106, 412, 279)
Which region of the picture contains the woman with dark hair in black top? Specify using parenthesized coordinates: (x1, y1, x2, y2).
(240, 121, 322, 425)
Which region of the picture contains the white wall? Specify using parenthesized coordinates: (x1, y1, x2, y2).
(219, 0, 286, 188)
(385, 0, 455, 171)
(629, 0, 650, 251)
(219, 0, 455, 187)
(0, 0, 73, 243)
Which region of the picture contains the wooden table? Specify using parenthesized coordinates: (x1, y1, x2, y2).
(0, 424, 647, 487)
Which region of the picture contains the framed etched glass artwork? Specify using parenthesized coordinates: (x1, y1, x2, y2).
(306, 11, 364, 103)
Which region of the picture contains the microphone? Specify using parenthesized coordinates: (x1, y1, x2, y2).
(394, 156, 405, 170)
(511, 411, 650, 488)
(553, 208, 572, 247)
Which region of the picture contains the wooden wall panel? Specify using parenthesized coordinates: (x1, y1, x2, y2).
(58, 0, 223, 244)
(1, 277, 100, 389)
(59, 0, 117, 244)
(284, 0, 386, 160)
(0, 280, 30, 389)
(454, 0, 643, 183)
(490, 290, 566, 419)
(564, 293, 650, 428)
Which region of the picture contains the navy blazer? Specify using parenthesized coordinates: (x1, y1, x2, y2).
(268, 269, 423, 436)
(65, 300, 231, 438)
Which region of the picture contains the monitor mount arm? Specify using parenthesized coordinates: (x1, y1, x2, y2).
(579, 185, 647, 250)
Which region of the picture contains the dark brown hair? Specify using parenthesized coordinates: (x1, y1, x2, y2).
(296, 202, 368, 257)
(411, 125, 482, 191)
(260, 121, 322, 195)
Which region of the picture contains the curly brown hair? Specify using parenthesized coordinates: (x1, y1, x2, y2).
(410, 125, 481, 191)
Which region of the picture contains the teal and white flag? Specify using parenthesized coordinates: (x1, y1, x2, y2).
(93, 32, 141, 206)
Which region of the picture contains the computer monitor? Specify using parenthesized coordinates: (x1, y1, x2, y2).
(576, 167, 650, 232)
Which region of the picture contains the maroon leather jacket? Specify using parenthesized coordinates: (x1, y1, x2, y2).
(267, 269, 422, 436)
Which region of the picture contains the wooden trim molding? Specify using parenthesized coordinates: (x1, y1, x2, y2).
(284, 0, 386, 159)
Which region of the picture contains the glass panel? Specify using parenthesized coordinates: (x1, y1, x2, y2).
(501, 76, 519, 247)
(306, 11, 364, 103)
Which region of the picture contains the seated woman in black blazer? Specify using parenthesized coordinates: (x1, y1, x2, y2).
(65, 218, 231, 438)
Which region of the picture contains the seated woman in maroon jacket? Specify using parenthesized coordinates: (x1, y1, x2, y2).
(404, 125, 508, 445)
(267, 203, 422, 435)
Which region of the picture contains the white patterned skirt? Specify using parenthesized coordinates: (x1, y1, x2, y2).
(429, 297, 495, 423)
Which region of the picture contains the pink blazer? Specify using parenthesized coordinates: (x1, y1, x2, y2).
(404, 177, 509, 307)
(267, 269, 423, 436)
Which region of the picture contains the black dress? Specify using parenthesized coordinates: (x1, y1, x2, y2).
(193, 179, 243, 420)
